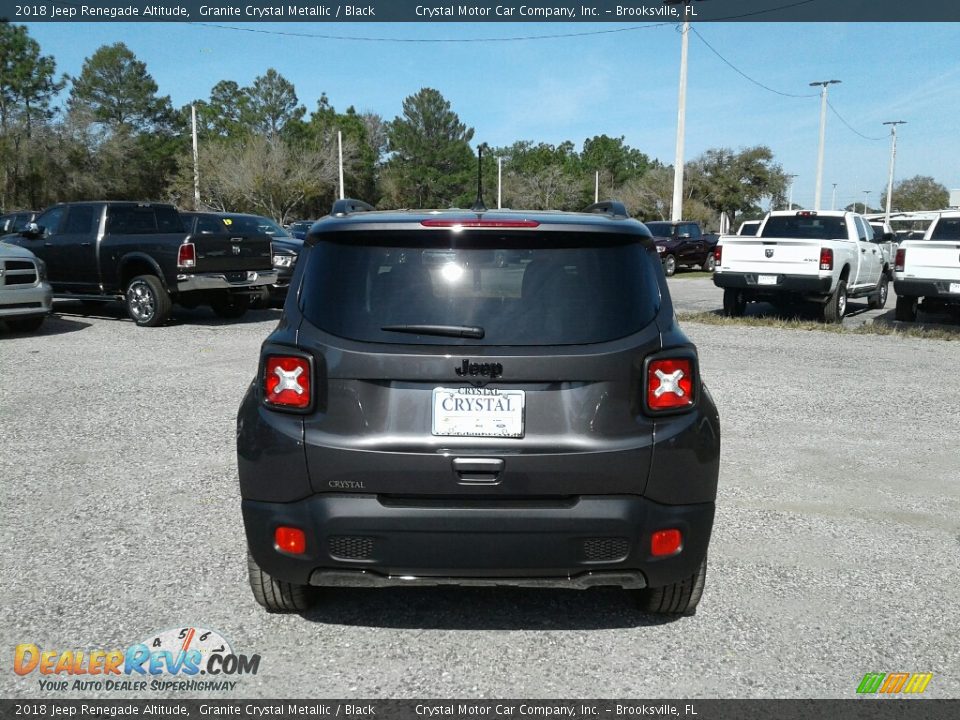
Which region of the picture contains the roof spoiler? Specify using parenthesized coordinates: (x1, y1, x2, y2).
(331, 198, 374, 216)
(583, 200, 628, 219)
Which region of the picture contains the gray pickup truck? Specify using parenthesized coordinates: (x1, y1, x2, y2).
(6, 201, 277, 326)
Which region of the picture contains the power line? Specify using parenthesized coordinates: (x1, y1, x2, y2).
(689, 26, 818, 98)
(826, 100, 887, 141)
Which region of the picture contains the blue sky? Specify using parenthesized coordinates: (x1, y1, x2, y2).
(23, 20, 960, 210)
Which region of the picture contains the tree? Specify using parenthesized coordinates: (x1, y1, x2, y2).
(244, 68, 304, 138)
(383, 88, 475, 208)
(68, 43, 171, 131)
(492, 141, 583, 210)
(881, 175, 949, 212)
(580, 134, 652, 202)
(686, 146, 787, 226)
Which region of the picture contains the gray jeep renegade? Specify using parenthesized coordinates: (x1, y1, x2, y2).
(237, 199, 720, 615)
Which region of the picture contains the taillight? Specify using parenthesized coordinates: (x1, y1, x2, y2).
(646, 357, 695, 412)
(895, 248, 906, 272)
(177, 242, 196, 269)
(713, 245, 722, 264)
(819, 247, 833, 271)
(263, 355, 311, 410)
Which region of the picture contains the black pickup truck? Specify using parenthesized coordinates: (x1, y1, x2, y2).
(643, 220, 714, 276)
(7, 201, 277, 326)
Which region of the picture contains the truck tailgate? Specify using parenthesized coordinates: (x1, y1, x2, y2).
(901, 241, 960, 282)
(718, 237, 820, 276)
(189, 233, 273, 273)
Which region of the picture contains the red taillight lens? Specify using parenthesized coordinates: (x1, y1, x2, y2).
(177, 242, 196, 269)
(274, 526, 306, 555)
(895, 248, 906, 272)
(651, 529, 683, 557)
(264, 355, 311, 410)
(819, 247, 833, 271)
(647, 358, 695, 412)
(713, 245, 722, 263)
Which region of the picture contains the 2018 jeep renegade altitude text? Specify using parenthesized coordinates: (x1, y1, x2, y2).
(237, 199, 720, 616)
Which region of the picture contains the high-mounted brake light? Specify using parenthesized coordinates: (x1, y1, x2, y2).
(895, 248, 906, 272)
(713, 245, 722, 264)
(819, 247, 833, 271)
(177, 242, 196, 269)
(275, 526, 306, 555)
(646, 358, 695, 412)
(420, 219, 540, 228)
(797, 211, 817, 217)
(263, 355, 311, 410)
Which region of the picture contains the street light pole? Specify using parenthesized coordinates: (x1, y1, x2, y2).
(810, 80, 841, 211)
(862, 190, 871, 214)
(883, 121, 907, 223)
(785, 174, 797, 210)
(831, 183, 838, 210)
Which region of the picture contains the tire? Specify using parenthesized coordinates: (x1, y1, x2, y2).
(702, 255, 716, 273)
(895, 295, 918, 322)
(247, 551, 315, 613)
(821, 279, 847, 324)
(125, 275, 171, 327)
(662, 254, 677, 277)
(722, 288, 746, 317)
(6, 315, 45, 333)
(636, 557, 707, 615)
(868, 275, 889, 310)
(210, 294, 250, 319)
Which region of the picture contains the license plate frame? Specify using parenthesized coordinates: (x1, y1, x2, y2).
(949, 282, 960, 294)
(757, 274, 778, 286)
(431, 387, 525, 438)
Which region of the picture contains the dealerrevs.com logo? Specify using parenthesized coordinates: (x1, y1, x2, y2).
(13, 627, 260, 692)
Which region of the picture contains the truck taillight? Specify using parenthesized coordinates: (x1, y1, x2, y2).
(895, 248, 906, 272)
(819, 248, 833, 271)
(177, 242, 196, 269)
(263, 355, 312, 411)
(646, 357, 695, 412)
(713, 245, 722, 264)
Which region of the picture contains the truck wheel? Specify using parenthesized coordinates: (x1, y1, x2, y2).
(703, 255, 716, 273)
(125, 275, 172, 327)
(210, 294, 250, 319)
(895, 295, 918, 322)
(722, 288, 746, 317)
(663, 254, 677, 277)
(6, 316, 45, 333)
(821, 280, 847, 324)
(868, 275, 889, 310)
(247, 552, 315, 613)
(636, 557, 707, 615)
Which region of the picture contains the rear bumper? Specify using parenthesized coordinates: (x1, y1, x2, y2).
(894, 278, 960, 301)
(713, 271, 832, 294)
(176, 270, 278, 293)
(243, 494, 715, 590)
(0, 281, 53, 319)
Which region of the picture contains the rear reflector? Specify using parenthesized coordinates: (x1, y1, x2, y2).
(264, 355, 311, 410)
(647, 358, 695, 411)
(651, 529, 683, 557)
(420, 219, 540, 228)
(275, 527, 306, 555)
(177, 242, 196, 269)
(895, 248, 906, 272)
(819, 247, 833, 271)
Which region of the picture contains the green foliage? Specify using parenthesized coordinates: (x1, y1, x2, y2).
(686, 146, 787, 226)
(881, 175, 949, 212)
(245, 68, 305, 137)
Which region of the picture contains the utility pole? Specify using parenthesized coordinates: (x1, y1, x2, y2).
(883, 121, 907, 223)
(595, 171, 599, 203)
(786, 174, 797, 210)
(670, 17, 690, 221)
(337, 130, 345, 200)
(831, 183, 838, 210)
(862, 190, 871, 214)
(191, 104, 200, 210)
(810, 79, 841, 211)
(497, 156, 502, 209)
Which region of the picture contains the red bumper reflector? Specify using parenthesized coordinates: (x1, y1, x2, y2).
(275, 527, 306, 555)
(651, 529, 683, 557)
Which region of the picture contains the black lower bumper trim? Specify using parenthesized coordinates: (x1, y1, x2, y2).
(894, 279, 960, 301)
(714, 272, 832, 294)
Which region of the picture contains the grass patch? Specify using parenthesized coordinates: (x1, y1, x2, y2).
(677, 311, 959, 341)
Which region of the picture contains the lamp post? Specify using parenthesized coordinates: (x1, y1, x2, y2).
(810, 80, 841, 211)
(831, 183, 838, 211)
(862, 190, 871, 214)
(785, 174, 797, 210)
(883, 121, 906, 224)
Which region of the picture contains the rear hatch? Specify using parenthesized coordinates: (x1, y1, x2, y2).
(902, 217, 960, 283)
(718, 214, 847, 276)
(188, 215, 274, 273)
(294, 227, 664, 498)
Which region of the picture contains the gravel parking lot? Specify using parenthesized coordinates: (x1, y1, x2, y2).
(1, 296, 958, 699)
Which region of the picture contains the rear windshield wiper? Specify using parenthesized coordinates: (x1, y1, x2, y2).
(381, 324, 485, 339)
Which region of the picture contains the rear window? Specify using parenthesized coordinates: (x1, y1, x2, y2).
(761, 215, 847, 240)
(300, 231, 659, 346)
(930, 218, 960, 240)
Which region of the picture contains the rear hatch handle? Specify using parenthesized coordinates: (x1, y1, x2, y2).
(452, 457, 504, 485)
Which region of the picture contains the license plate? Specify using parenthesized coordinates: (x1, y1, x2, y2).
(432, 387, 525, 438)
(950, 283, 960, 294)
(758, 274, 777, 285)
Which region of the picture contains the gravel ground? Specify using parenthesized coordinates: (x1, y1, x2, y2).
(1, 297, 958, 700)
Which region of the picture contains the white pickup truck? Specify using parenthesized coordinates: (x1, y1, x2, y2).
(893, 210, 960, 321)
(713, 210, 889, 323)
